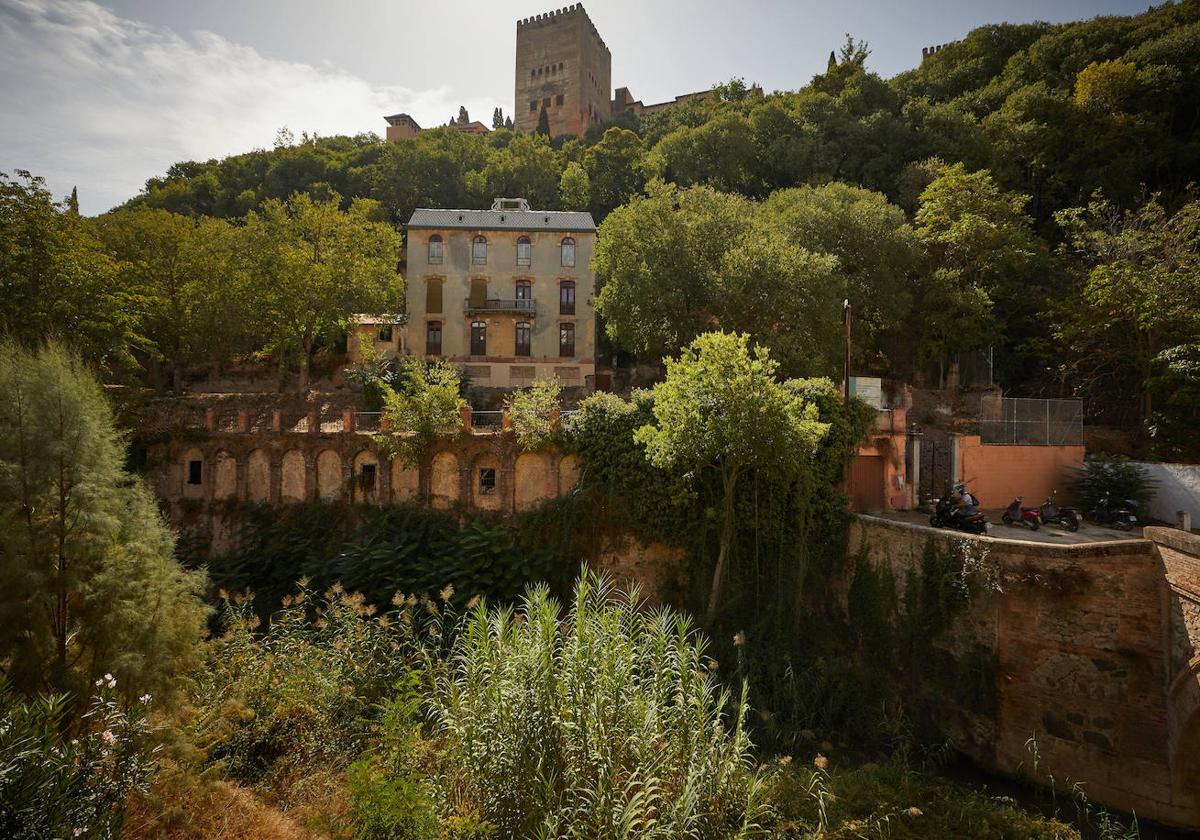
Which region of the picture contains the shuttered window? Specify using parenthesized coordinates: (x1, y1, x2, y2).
(426, 280, 443, 314)
(469, 278, 487, 308)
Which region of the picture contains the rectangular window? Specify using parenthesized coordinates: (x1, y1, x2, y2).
(517, 238, 531, 266)
(471, 321, 487, 356)
(515, 322, 531, 356)
(377, 324, 393, 342)
(510, 365, 536, 383)
(556, 94, 564, 106)
(559, 322, 575, 358)
(529, 100, 537, 112)
(479, 468, 497, 495)
(426, 280, 443, 313)
(187, 460, 202, 485)
(472, 236, 487, 265)
(543, 96, 551, 108)
(469, 277, 488, 308)
(427, 238, 442, 264)
(515, 279, 531, 301)
(425, 321, 442, 356)
(559, 281, 575, 315)
(359, 463, 377, 490)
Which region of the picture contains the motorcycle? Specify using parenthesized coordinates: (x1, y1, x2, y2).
(1002, 496, 1040, 530)
(1040, 490, 1080, 532)
(1087, 495, 1138, 532)
(930, 488, 990, 535)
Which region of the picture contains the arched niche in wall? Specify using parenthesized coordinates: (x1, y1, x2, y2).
(281, 450, 306, 501)
(317, 450, 343, 501)
(430, 451, 460, 509)
(246, 449, 270, 502)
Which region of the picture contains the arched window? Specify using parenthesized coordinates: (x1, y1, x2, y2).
(425, 321, 442, 356)
(470, 320, 487, 356)
(517, 235, 531, 266)
(472, 235, 487, 265)
(559, 280, 575, 315)
(559, 322, 575, 358)
(427, 234, 443, 265)
(515, 321, 531, 357)
(560, 236, 576, 267)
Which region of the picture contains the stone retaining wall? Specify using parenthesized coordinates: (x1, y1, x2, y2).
(849, 516, 1200, 828)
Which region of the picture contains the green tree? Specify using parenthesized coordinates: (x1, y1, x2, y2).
(912, 164, 1043, 370)
(94, 208, 242, 390)
(0, 171, 138, 371)
(466, 133, 560, 210)
(1055, 193, 1200, 420)
(594, 181, 753, 358)
(557, 161, 591, 210)
(0, 343, 207, 705)
(636, 333, 828, 622)
(536, 106, 551, 136)
(581, 127, 647, 218)
(238, 193, 403, 391)
(764, 183, 922, 366)
(457, 106, 470, 125)
(503, 379, 562, 451)
(1073, 59, 1139, 114)
(492, 106, 504, 129)
(378, 359, 466, 469)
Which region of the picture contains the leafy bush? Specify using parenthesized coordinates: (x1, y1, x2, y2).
(1068, 455, 1156, 515)
(0, 678, 157, 840)
(207, 502, 574, 616)
(187, 583, 434, 788)
(425, 572, 769, 839)
(503, 378, 561, 451)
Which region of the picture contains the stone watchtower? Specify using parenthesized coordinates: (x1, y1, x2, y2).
(515, 5, 611, 137)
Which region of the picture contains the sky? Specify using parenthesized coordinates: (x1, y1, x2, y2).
(0, 0, 1151, 215)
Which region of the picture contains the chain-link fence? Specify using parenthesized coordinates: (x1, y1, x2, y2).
(980, 394, 1083, 445)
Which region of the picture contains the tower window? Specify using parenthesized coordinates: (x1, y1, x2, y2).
(543, 96, 550, 108)
(529, 100, 537, 112)
(556, 94, 564, 106)
(516, 235, 531, 266)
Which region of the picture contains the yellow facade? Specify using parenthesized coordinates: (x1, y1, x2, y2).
(405, 211, 596, 390)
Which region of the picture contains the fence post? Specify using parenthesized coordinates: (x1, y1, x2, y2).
(342, 408, 355, 433)
(459, 405, 473, 431)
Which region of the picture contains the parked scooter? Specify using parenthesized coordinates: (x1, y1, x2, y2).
(1039, 490, 1080, 532)
(930, 486, 990, 535)
(1087, 495, 1138, 532)
(1002, 497, 1040, 530)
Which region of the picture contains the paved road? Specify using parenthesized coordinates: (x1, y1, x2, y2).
(878, 509, 1144, 545)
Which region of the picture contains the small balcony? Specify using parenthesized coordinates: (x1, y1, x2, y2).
(464, 298, 536, 315)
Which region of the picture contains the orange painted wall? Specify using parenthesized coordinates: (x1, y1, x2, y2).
(957, 435, 1084, 509)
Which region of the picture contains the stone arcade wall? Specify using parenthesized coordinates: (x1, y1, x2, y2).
(848, 516, 1200, 828)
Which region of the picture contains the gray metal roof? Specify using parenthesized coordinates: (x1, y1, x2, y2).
(407, 208, 596, 232)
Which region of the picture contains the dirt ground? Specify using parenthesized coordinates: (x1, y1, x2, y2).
(878, 509, 1145, 545)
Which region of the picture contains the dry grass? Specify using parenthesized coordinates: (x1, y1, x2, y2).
(124, 772, 328, 840)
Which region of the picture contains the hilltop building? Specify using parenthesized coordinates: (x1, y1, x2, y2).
(384, 112, 490, 141)
(403, 198, 597, 390)
(385, 4, 713, 141)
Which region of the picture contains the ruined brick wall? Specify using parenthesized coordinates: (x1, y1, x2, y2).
(849, 515, 1200, 828)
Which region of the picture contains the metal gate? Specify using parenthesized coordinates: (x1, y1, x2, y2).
(911, 427, 953, 505)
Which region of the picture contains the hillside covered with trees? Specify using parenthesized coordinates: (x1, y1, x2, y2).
(4, 1, 1197, 454)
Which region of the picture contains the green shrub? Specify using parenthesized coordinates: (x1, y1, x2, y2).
(188, 583, 435, 787)
(504, 378, 562, 451)
(0, 679, 157, 840)
(425, 571, 769, 839)
(1068, 455, 1156, 515)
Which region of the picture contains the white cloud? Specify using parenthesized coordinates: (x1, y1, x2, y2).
(0, 0, 498, 214)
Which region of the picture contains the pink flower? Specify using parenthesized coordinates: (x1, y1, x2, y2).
(100, 730, 116, 745)
(139, 693, 152, 705)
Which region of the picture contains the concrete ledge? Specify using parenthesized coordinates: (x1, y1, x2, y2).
(853, 513, 1157, 558)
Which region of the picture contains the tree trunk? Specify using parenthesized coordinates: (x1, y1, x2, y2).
(276, 356, 288, 393)
(705, 469, 738, 624)
(298, 351, 311, 393)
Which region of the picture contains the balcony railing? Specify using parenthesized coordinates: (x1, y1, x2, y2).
(464, 298, 536, 315)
